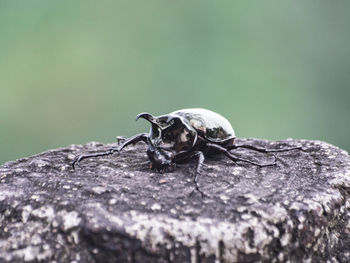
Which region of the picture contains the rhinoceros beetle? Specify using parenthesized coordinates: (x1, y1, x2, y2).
(73, 108, 301, 196)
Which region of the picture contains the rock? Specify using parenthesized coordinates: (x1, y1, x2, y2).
(0, 138, 350, 262)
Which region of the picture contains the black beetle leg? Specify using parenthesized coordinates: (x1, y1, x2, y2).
(117, 133, 148, 152)
(174, 151, 207, 197)
(116, 136, 127, 145)
(193, 151, 206, 197)
(227, 144, 302, 153)
(72, 148, 119, 169)
(72, 133, 148, 169)
(206, 143, 276, 167)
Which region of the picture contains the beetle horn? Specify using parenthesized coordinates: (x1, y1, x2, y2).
(165, 116, 179, 128)
(136, 112, 155, 122)
(166, 115, 193, 131)
(136, 112, 163, 140)
(166, 116, 176, 123)
(135, 112, 161, 128)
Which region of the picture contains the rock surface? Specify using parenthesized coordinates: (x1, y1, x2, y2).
(1, 138, 350, 263)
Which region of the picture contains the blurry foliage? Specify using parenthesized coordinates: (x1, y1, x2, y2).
(1, 1, 350, 164)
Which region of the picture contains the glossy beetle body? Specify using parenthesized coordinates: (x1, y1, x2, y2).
(169, 109, 235, 143)
(140, 109, 236, 170)
(73, 108, 301, 196)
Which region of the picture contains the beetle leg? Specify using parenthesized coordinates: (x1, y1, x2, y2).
(72, 133, 148, 169)
(173, 151, 206, 197)
(206, 143, 276, 167)
(116, 136, 127, 145)
(227, 144, 302, 153)
(72, 148, 119, 169)
(117, 133, 148, 152)
(193, 151, 206, 197)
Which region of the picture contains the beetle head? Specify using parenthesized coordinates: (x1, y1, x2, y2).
(136, 112, 170, 145)
(146, 147, 174, 171)
(136, 112, 197, 152)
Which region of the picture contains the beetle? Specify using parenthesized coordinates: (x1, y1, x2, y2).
(73, 108, 301, 196)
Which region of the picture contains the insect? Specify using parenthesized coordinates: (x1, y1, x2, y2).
(72, 108, 301, 196)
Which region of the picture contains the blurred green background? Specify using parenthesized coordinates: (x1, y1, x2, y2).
(1, 1, 350, 165)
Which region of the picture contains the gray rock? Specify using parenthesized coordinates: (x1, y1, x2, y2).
(0, 138, 350, 263)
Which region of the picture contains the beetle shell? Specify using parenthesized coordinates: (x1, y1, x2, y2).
(170, 108, 235, 143)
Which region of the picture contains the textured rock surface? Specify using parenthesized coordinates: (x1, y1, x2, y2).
(1, 138, 350, 262)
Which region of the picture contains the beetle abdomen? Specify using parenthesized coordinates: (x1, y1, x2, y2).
(171, 108, 235, 143)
